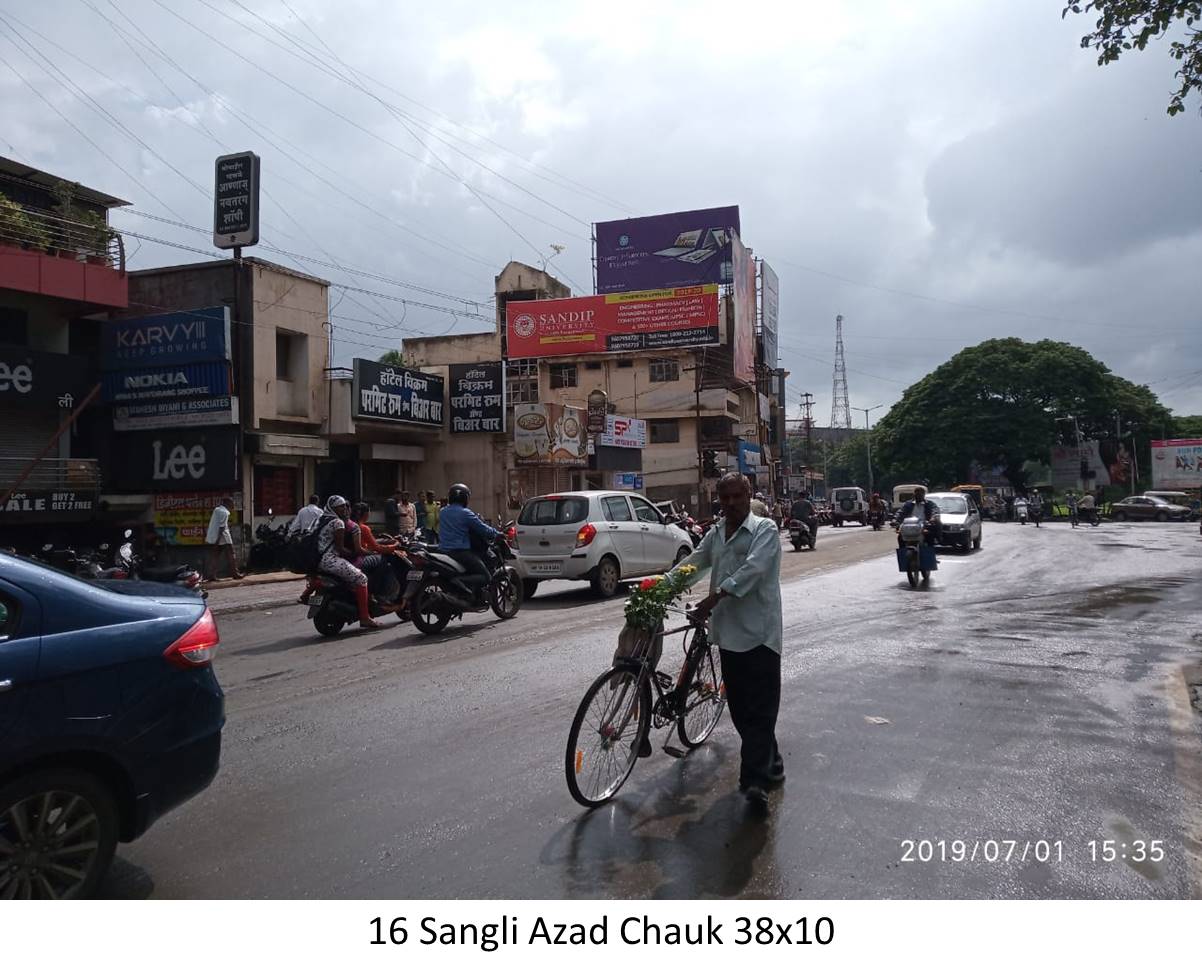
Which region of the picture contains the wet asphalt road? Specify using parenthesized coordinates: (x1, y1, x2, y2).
(101, 520, 1202, 899)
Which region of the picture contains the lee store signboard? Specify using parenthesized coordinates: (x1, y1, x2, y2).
(506, 285, 719, 359)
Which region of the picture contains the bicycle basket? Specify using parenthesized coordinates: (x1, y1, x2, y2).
(612, 624, 664, 670)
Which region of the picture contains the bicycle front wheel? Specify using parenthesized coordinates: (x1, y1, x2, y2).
(565, 665, 651, 807)
(677, 641, 726, 748)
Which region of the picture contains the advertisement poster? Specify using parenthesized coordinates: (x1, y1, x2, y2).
(102, 307, 232, 369)
(732, 232, 756, 383)
(0, 490, 96, 523)
(594, 206, 740, 294)
(599, 414, 647, 449)
(448, 362, 505, 433)
(352, 358, 444, 427)
(506, 285, 719, 359)
(612, 472, 644, 490)
(760, 259, 779, 368)
(155, 491, 243, 546)
(513, 403, 588, 467)
(1151, 439, 1202, 489)
(1050, 441, 1131, 488)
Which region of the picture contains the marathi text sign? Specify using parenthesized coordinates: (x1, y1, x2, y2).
(448, 362, 505, 434)
(213, 151, 260, 249)
(1151, 439, 1202, 489)
(760, 259, 779, 368)
(155, 491, 243, 547)
(506, 286, 719, 359)
(352, 359, 444, 427)
(0, 346, 91, 410)
(595, 206, 740, 294)
(102, 307, 232, 369)
(513, 403, 587, 467)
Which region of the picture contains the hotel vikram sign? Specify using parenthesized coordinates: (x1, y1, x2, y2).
(352, 359, 444, 427)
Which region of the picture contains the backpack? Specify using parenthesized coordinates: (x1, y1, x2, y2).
(285, 515, 335, 575)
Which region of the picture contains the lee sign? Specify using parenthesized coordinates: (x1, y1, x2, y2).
(506, 285, 719, 358)
(107, 426, 241, 491)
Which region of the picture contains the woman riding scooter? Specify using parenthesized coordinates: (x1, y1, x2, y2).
(316, 495, 383, 630)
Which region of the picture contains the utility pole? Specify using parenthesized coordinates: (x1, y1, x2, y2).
(852, 404, 883, 493)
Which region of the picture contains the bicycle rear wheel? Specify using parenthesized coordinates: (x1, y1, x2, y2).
(677, 638, 725, 748)
(565, 665, 651, 807)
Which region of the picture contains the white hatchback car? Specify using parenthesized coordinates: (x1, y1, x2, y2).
(513, 490, 695, 599)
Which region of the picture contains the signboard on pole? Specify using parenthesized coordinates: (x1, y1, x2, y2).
(506, 285, 719, 359)
(1151, 439, 1202, 489)
(448, 362, 505, 433)
(352, 359, 444, 427)
(513, 403, 587, 467)
(102, 308, 232, 369)
(213, 151, 260, 248)
(594, 206, 740, 294)
(760, 259, 779, 368)
(732, 232, 756, 383)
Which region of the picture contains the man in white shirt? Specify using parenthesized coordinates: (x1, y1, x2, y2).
(674, 471, 784, 811)
(289, 494, 323, 536)
(204, 497, 243, 581)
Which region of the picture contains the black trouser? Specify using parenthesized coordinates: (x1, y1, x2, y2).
(446, 548, 489, 595)
(719, 644, 783, 791)
(359, 553, 398, 602)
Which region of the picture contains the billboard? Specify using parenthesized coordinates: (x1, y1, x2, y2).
(506, 285, 719, 359)
(513, 403, 587, 467)
(102, 361, 232, 403)
(155, 491, 243, 546)
(213, 151, 260, 249)
(1151, 439, 1202, 489)
(599, 414, 647, 449)
(732, 232, 756, 383)
(595, 206, 740, 294)
(448, 362, 505, 433)
(760, 259, 779, 368)
(352, 359, 444, 427)
(102, 307, 232, 369)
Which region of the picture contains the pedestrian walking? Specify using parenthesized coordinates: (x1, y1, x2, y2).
(204, 496, 243, 582)
(674, 471, 784, 812)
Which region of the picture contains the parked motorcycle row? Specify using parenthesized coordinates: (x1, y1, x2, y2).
(24, 529, 206, 596)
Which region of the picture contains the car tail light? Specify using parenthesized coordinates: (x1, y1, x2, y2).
(183, 571, 201, 588)
(164, 608, 220, 669)
(505, 524, 518, 550)
(576, 523, 597, 548)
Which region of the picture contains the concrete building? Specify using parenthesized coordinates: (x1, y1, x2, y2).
(0, 157, 130, 547)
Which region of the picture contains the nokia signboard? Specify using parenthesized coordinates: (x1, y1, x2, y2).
(213, 151, 260, 249)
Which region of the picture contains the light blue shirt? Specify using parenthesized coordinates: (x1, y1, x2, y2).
(672, 511, 783, 656)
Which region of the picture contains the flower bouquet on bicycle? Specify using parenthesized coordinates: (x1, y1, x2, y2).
(565, 564, 727, 808)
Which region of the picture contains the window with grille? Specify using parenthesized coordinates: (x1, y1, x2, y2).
(650, 420, 680, 443)
(507, 358, 539, 403)
(649, 358, 679, 383)
(549, 363, 578, 389)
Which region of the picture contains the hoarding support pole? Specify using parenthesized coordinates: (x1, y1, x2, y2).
(695, 350, 704, 517)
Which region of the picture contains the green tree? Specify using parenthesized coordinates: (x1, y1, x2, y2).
(872, 338, 1171, 492)
(379, 349, 407, 368)
(1171, 414, 1202, 435)
(1064, 1, 1202, 116)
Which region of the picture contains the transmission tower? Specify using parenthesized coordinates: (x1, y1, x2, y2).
(800, 392, 814, 491)
(829, 314, 852, 430)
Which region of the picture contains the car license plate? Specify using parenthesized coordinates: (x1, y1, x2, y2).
(308, 596, 323, 607)
(407, 570, 424, 581)
(529, 561, 561, 574)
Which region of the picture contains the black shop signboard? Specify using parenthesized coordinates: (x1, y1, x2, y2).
(352, 358, 444, 427)
(448, 361, 505, 434)
(106, 425, 241, 492)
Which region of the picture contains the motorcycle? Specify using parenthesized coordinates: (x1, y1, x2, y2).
(401, 534, 521, 635)
(869, 509, 885, 531)
(788, 518, 816, 552)
(304, 547, 415, 637)
(247, 508, 290, 572)
(896, 516, 938, 588)
(115, 529, 206, 595)
(1029, 501, 1043, 528)
(1016, 500, 1029, 525)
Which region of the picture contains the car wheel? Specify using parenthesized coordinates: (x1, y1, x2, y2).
(1155, 511, 1168, 523)
(590, 556, 621, 598)
(973, 533, 981, 550)
(0, 769, 119, 899)
(1113, 510, 1127, 522)
(675, 546, 691, 566)
(522, 579, 539, 601)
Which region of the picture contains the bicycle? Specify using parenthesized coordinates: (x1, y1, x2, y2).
(565, 612, 726, 808)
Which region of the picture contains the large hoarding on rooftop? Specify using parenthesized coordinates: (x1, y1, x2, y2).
(594, 206, 740, 294)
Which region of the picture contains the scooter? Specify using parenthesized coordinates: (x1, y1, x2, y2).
(401, 534, 521, 635)
(896, 516, 938, 588)
(304, 550, 415, 637)
(247, 508, 290, 571)
(115, 530, 205, 595)
(788, 519, 815, 552)
(1016, 500, 1029, 525)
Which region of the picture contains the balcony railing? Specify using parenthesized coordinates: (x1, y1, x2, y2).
(0, 457, 102, 494)
(0, 199, 124, 270)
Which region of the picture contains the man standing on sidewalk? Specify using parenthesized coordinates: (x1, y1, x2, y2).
(397, 490, 417, 538)
(674, 471, 783, 811)
(204, 496, 243, 582)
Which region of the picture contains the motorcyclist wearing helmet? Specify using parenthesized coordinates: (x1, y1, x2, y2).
(439, 483, 498, 600)
(788, 490, 819, 543)
(896, 486, 939, 546)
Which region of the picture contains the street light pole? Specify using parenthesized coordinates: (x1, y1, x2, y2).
(852, 404, 883, 493)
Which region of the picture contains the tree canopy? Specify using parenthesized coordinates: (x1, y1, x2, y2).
(1064, 1, 1202, 115)
(870, 338, 1171, 491)
(379, 349, 408, 368)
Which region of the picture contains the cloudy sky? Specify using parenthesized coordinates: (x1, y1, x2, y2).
(3, 0, 1200, 419)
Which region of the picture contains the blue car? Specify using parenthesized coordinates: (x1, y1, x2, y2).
(0, 553, 224, 899)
